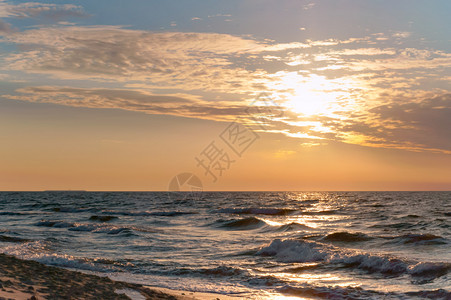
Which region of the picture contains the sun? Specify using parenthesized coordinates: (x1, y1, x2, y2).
(268, 72, 356, 118)
(285, 74, 337, 116)
(289, 88, 332, 116)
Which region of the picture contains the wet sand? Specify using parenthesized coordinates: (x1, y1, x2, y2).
(0, 253, 178, 300)
(148, 287, 241, 300)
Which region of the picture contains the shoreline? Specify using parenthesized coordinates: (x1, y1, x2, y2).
(145, 287, 241, 300)
(0, 253, 179, 300)
(0, 253, 240, 300)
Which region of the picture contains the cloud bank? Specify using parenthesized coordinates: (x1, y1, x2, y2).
(1, 16, 450, 154)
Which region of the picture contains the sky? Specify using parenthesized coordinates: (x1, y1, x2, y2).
(0, 0, 450, 191)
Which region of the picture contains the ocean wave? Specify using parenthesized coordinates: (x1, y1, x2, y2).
(36, 220, 73, 228)
(68, 224, 131, 234)
(245, 274, 287, 287)
(1, 243, 134, 273)
(405, 289, 451, 299)
(101, 210, 197, 217)
(215, 207, 297, 215)
(400, 214, 421, 219)
(1, 241, 134, 273)
(52, 207, 97, 213)
(218, 217, 267, 230)
(149, 211, 197, 217)
(172, 266, 248, 277)
(370, 221, 428, 230)
(0, 211, 37, 216)
(256, 238, 449, 280)
(256, 239, 327, 263)
(35, 220, 158, 234)
(215, 218, 313, 232)
(322, 232, 373, 242)
(337, 254, 408, 275)
(89, 215, 118, 222)
(34, 255, 113, 272)
(283, 263, 321, 273)
(0, 240, 55, 259)
(0, 211, 20, 216)
(34, 254, 134, 272)
(200, 266, 246, 277)
(279, 285, 451, 300)
(0, 235, 30, 243)
(277, 284, 386, 300)
(274, 222, 314, 232)
(301, 210, 339, 215)
(409, 262, 451, 282)
(386, 234, 449, 246)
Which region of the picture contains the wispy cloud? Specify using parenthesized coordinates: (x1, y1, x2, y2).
(330, 93, 451, 154)
(303, 3, 315, 10)
(0, 18, 12, 33)
(5, 86, 254, 122)
(1, 25, 344, 93)
(208, 14, 232, 18)
(2, 26, 269, 92)
(1, 19, 450, 154)
(0, 0, 86, 19)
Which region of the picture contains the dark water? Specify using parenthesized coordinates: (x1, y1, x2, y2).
(0, 191, 450, 299)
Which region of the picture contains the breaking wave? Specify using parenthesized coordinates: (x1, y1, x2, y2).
(217, 217, 267, 230)
(278, 285, 451, 300)
(256, 238, 449, 280)
(274, 222, 314, 232)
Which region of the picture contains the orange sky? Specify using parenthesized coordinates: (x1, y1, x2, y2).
(0, 0, 450, 191)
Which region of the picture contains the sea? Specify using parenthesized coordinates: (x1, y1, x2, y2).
(0, 191, 450, 299)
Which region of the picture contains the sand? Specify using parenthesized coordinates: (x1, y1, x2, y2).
(0, 253, 242, 300)
(0, 253, 178, 300)
(148, 287, 241, 300)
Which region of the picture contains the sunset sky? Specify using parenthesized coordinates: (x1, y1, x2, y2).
(1, 0, 450, 191)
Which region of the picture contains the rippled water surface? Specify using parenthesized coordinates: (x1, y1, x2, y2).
(0, 191, 450, 299)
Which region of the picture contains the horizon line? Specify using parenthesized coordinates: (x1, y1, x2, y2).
(0, 190, 450, 192)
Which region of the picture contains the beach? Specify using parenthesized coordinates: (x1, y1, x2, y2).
(0, 253, 179, 300)
(0, 253, 241, 300)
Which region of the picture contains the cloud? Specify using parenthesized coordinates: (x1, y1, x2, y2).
(1, 28, 245, 92)
(331, 48, 396, 56)
(5, 85, 338, 148)
(369, 94, 451, 152)
(303, 3, 315, 10)
(208, 14, 232, 18)
(4, 24, 409, 95)
(333, 94, 451, 154)
(5, 86, 256, 122)
(0, 19, 12, 33)
(392, 31, 411, 38)
(0, 1, 86, 19)
(2, 26, 342, 93)
(1, 21, 449, 154)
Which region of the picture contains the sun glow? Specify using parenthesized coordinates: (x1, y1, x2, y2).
(268, 72, 362, 118)
(288, 75, 336, 116)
